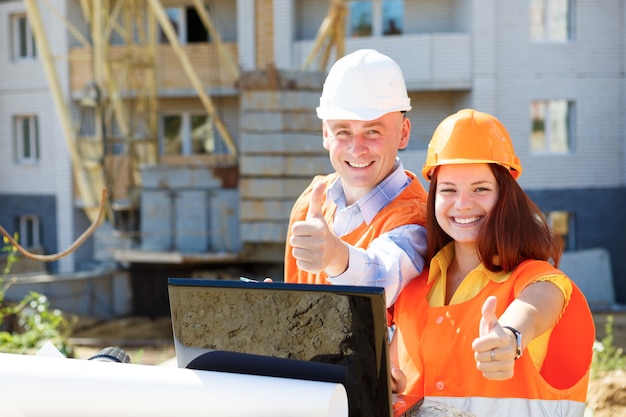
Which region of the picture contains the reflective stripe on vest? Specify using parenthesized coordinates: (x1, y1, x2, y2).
(429, 396, 586, 417)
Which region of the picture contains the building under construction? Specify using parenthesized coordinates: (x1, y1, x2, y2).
(0, 0, 624, 316)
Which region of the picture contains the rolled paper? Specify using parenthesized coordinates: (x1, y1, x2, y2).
(0, 352, 348, 417)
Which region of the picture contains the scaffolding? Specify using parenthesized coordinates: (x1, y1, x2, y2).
(24, 0, 239, 225)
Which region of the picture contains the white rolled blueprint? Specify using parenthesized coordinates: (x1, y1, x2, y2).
(0, 352, 348, 417)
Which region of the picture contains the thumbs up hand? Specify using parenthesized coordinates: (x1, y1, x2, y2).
(305, 180, 326, 222)
(479, 295, 500, 337)
(390, 363, 407, 394)
(289, 182, 349, 276)
(471, 296, 516, 380)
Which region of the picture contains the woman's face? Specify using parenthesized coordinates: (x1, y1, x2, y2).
(434, 163, 499, 245)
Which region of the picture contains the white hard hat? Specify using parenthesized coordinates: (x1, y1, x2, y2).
(316, 49, 412, 121)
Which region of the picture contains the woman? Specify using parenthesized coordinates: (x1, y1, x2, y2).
(390, 109, 594, 417)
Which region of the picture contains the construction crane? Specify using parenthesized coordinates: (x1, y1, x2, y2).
(23, 0, 344, 232)
(23, 0, 239, 225)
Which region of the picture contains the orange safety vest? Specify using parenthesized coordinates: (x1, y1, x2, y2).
(284, 171, 427, 311)
(394, 259, 594, 417)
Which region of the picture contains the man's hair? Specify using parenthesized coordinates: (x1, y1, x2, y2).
(425, 164, 563, 271)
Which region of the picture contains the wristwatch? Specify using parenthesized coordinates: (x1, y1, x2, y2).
(503, 326, 523, 360)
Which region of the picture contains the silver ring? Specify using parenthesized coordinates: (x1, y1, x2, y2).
(490, 350, 496, 361)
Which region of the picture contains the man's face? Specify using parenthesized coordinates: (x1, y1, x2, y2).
(322, 112, 410, 204)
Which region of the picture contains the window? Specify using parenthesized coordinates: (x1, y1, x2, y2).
(349, 0, 403, 37)
(18, 215, 41, 249)
(530, 0, 572, 42)
(382, 0, 403, 35)
(159, 6, 209, 44)
(350, 1, 373, 36)
(161, 113, 216, 156)
(11, 14, 37, 60)
(15, 115, 40, 164)
(530, 100, 572, 153)
(547, 210, 573, 251)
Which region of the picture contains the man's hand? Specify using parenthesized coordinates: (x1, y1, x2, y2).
(471, 296, 517, 380)
(289, 182, 348, 276)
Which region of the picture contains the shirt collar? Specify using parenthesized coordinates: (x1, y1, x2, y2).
(327, 158, 410, 225)
(428, 243, 509, 285)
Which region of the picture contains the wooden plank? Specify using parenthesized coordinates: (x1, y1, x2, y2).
(70, 43, 239, 95)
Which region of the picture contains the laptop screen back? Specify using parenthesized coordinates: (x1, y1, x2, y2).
(168, 279, 392, 417)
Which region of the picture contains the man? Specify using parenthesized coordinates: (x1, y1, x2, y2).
(284, 49, 428, 310)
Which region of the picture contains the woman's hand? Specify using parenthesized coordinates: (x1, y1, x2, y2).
(390, 363, 407, 393)
(471, 296, 517, 380)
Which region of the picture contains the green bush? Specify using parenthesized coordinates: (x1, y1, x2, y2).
(0, 235, 76, 356)
(591, 315, 626, 378)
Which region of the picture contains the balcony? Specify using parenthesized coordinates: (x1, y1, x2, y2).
(293, 33, 472, 91)
(69, 42, 239, 97)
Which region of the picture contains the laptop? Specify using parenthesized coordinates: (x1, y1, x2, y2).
(167, 278, 423, 417)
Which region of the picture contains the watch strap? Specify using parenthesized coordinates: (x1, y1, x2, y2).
(502, 325, 523, 360)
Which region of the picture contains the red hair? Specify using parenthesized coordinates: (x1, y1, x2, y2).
(425, 164, 563, 272)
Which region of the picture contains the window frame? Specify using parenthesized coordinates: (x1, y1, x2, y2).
(348, 0, 404, 38)
(530, 99, 574, 155)
(546, 210, 575, 251)
(529, 0, 573, 43)
(18, 214, 41, 249)
(160, 6, 209, 45)
(11, 13, 37, 61)
(14, 114, 40, 164)
(158, 112, 216, 157)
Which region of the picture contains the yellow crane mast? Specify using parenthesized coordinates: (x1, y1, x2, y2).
(23, 0, 240, 225)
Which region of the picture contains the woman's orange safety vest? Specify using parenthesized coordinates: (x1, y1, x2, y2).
(394, 259, 594, 417)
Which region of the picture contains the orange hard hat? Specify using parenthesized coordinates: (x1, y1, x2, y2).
(422, 109, 522, 181)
